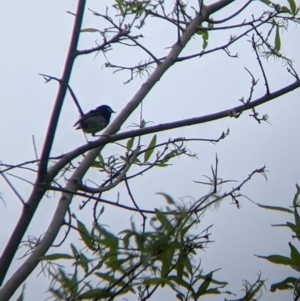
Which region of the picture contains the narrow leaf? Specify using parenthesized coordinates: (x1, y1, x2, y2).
(259, 0, 273, 6)
(156, 162, 170, 167)
(70, 243, 78, 257)
(270, 277, 298, 291)
(115, 0, 125, 16)
(39, 253, 73, 261)
(155, 209, 173, 231)
(80, 28, 100, 33)
(287, 0, 297, 14)
(156, 192, 175, 205)
(161, 246, 175, 277)
(280, 6, 291, 12)
(257, 203, 293, 214)
(120, 155, 127, 162)
(76, 219, 93, 250)
(275, 26, 281, 52)
(126, 137, 135, 151)
(289, 242, 300, 262)
(162, 150, 177, 162)
(77, 289, 113, 299)
(144, 134, 157, 162)
(196, 272, 212, 297)
(256, 254, 294, 265)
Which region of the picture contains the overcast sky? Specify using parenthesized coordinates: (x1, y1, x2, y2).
(1, 0, 300, 300)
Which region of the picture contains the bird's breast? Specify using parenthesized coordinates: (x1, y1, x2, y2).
(80, 115, 108, 134)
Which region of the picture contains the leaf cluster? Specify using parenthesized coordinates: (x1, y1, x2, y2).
(41, 198, 228, 301)
(257, 184, 300, 299)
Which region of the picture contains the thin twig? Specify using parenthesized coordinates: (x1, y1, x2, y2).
(1, 173, 25, 205)
(32, 135, 39, 161)
(251, 35, 270, 94)
(208, 0, 253, 24)
(124, 178, 147, 233)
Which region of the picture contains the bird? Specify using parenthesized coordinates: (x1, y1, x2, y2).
(73, 105, 115, 136)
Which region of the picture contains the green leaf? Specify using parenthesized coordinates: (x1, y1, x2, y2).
(275, 26, 281, 52)
(80, 28, 100, 33)
(280, 5, 291, 12)
(162, 150, 178, 162)
(176, 292, 185, 301)
(161, 246, 175, 277)
(183, 255, 193, 275)
(120, 230, 133, 249)
(96, 272, 135, 292)
(120, 155, 126, 162)
(176, 252, 185, 283)
(196, 272, 212, 298)
(289, 242, 300, 262)
(256, 254, 295, 265)
(155, 209, 173, 232)
(285, 221, 300, 235)
(156, 192, 175, 205)
(247, 278, 266, 299)
(77, 289, 114, 299)
(96, 272, 119, 285)
(98, 227, 119, 264)
(270, 277, 298, 291)
(258, 0, 273, 7)
(203, 31, 209, 49)
(134, 157, 141, 164)
(39, 253, 73, 261)
(257, 203, 293, 214)
(100, 227, 118, 247)
(115, 0, 125, 16)
(293, 185, 300, 235)
(169, 275, 196, 293)
(58, 268, 74, 290)
(99, 206, 105, 216)
(97, 153, 105, 168)
(126, 137, 135, 151)
(195, 30, 209, 49)
(287, 0, 297, 13)
(143, 277, 172, 286)
(155, 162, 170, 167)
(133, 232, 145, 251)
(144, 134, 157, 162)
(49, 288, 64, 299)
(78, 252, 89, 273)
(202, 288, 222, 295)
(70, 269, 78, 295)
(70, 243, 79, 257)
(76, 219, 93, 250)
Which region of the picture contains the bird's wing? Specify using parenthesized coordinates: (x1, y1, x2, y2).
(73, 108, 104, 127)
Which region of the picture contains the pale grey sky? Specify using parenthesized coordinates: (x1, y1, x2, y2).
(1, 0, 300, 300)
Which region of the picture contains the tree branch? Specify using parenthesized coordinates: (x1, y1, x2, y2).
(0, 0, 87, 293)
(49, 78, 300, 177)
(0, 3, 208, 299)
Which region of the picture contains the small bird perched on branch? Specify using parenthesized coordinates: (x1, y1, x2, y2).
(74, 105, 115, 136)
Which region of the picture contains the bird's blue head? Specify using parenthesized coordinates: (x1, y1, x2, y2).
(95, 105, 115, 114)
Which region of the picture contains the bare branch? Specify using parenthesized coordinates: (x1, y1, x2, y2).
(0, 0, 87, 292)
(208, 0, 253, 24)
(251, 35, 270, 94)
(0, 173, 26, 205)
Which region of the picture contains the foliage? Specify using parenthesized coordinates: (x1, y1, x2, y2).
(257, 184, 300, 300)
(41, 199, 226, 300)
